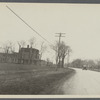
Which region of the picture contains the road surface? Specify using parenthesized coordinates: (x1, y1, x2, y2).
(59, 68, 100, 95)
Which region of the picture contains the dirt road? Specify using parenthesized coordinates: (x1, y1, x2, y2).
(59, 68, 100, 95)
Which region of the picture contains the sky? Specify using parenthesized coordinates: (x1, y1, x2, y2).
(0, 3, 100, 63)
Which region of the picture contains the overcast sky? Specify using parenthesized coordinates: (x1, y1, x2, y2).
(0, 3, 100, 63)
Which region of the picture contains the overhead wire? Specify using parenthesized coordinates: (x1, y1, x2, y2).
(6, 5, 53, 46)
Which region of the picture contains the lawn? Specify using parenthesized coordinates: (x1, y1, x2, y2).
(0, 63, 75, 94)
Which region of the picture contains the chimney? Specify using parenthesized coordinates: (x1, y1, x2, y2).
(27, 45, 29, 48)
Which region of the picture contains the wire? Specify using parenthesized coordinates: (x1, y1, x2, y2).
(6, 5, 53, 46)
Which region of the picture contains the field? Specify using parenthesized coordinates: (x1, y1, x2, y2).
(0, 63, 75, 94)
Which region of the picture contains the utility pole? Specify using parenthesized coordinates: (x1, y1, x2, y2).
(55, 33, 65, 67)
(55, 33, 65, 45)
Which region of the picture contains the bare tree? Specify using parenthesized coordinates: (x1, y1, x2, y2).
(39, 42, 47, 60)
(46, 58, 50, 66)
(87, 60, 96, 70)
(17, 40, 26, 64)
(9, 41, 15, 53)
(96, 59, 100, 69)
(50, 41, 59, 65)
(51, 41, 72, 68)
(2, 41, 15, 54)
(70, 59, 83, 68)
(17, 42, 21, 52)
(18, 40, 26, 48)
(29, 37, 36, 48)
(60, 41, 72, 68)
(2, 41, 15, 62)
(3, 44, 10, 54)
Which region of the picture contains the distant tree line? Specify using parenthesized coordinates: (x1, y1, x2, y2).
(69, 59, 100, 71)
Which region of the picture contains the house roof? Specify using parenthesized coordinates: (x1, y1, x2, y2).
(21, 47, 39, 52)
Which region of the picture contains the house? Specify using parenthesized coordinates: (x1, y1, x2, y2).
(0, 53, 6, 63)
(0, 52, 18, 63)
(18, 45, 39, 64)
(7, 53, 19, 63)
(0, 45, 39, 65)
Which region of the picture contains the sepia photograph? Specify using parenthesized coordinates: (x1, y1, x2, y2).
(0, 3, 100, 97)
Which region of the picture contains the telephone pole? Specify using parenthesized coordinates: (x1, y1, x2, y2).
(55, 33, 65, 67)
(55, 33, 65, 45)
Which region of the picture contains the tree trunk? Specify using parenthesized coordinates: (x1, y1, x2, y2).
(58, 56, 61, 67)
(56, 55, 58, 65)
(62, 57, 65, 68)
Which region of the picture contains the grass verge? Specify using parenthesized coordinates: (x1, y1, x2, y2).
(0, 63, 75, 94)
